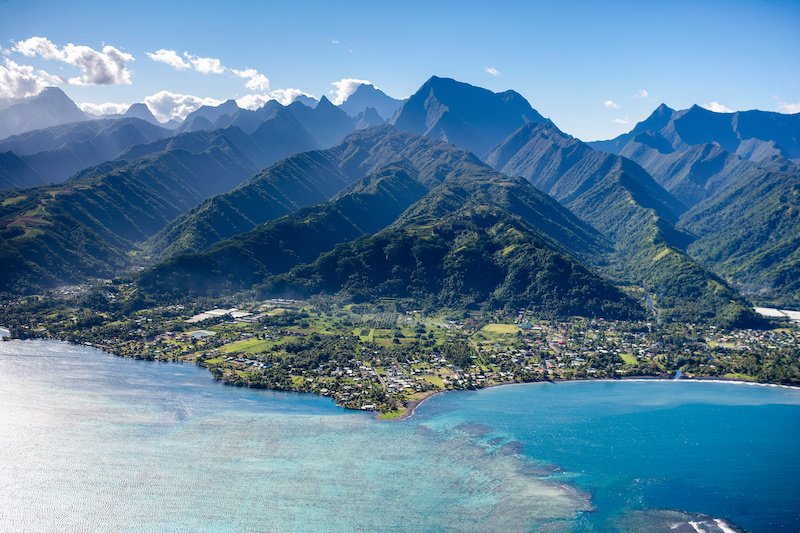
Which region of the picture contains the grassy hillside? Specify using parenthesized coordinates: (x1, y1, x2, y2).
(486, 122, 758, 326)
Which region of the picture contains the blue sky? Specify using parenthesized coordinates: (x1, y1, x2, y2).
(1, 0, 798, 140)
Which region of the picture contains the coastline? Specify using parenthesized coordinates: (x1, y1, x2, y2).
(396, 376, 800, 422)
(4, 338, 799, 423)
(4, 344, 794, 532)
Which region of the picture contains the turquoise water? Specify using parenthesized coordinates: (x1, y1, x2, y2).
(1, 340, 798, 532)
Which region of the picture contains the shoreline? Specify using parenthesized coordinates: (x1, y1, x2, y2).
(4, 338, 799, 422)
(396, 376, 800, 421)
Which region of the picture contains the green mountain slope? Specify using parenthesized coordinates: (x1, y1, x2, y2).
(140, 127, 609, 302)
(147, 126, 482, 259)
(139, 163, 430, 297)
(592, 104, 800, 306)
(486, 122, 757, 325)
(263, 173, 641, 319)
(680, 167, 800, 307)
(0, 111, 323, 295)
(0, 146, 256, 294)
(146, 150, 354, 260)
(618, 138, 755, 207)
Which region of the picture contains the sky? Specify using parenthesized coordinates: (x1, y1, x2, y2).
(0, 0, 798, 140)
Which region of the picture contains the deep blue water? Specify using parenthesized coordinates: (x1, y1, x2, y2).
(1, 340, 798, 532)
(421, 381, 800, 532)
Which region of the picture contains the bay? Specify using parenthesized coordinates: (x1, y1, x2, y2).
(1, 340, 798, 532)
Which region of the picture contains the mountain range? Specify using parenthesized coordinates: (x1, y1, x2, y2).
(589, 104, 800, 307)
(391, 76, 547, 157)
(0, 117, 172, 188)
(0, 88, 88, 140)
(338, 83, 405, 120)
(1, 76, 797, 323)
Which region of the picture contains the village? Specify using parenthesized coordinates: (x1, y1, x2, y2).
(2, 283, 799, 418)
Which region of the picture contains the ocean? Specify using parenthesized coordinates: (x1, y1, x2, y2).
(1, 340, 798, 532)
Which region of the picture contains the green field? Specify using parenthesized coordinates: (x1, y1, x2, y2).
(220, 338, 272, 354)
(481, 323, 520, 334)
(1, 195, 27, 206)
(422, 375, 444, 388)
(708, 340, 736, 349)
(377, 409, 406, 420)
(620, 353, 637, 365)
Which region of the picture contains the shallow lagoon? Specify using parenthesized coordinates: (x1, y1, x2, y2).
(1, 340, 798, 532)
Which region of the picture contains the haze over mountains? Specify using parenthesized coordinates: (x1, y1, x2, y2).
(338, 83, 404, 120)
(0, 87, 88, 140)
(1, 76, 798, 323)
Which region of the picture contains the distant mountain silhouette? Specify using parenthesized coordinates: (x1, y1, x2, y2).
(293, 95, 318, 108)
(178, 99, 242, 133)
(116, 107, 317, 166)
(390, 76, 546, 156)
(0, 87, 88, 140)
(339, 83, 404, 120)
(591, 104, 800, 163)
(286, 96, 354, 148)
(123, 103, 161, 125)
(0, 118, 171, 189)
(354, 107, 385, 129)
(0, 151, 43, 189)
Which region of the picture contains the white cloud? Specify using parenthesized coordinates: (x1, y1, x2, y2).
(232, 68, 270, 92)
(14, 36, 134, 85)
(147, 50, 272, 98)
(702, 101, 734, 113)
(184, 53, 225, 74)
(269, 88, 314, 106)
(777, 101, 800, 114)
(0, 58, 63, 100)
(612, 116, 631, 125)
(235, 93, 271, 110)
(79, 101, 130, 116)
(603, 100, 620, 109)
(484, 66, 501, 77)
(14, 36, 62, 60)
(146, 49, 190, 70)
(147, 49, 225, 75)
(236, 88, 315, 110)
(330, 39, 340, 45)
(634, 89, 649, 99)
(143, 90, 222, 122)
(330, 78, 371, 105)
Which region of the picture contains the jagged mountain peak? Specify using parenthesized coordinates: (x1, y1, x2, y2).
(124, 103, 159, 124)
(0, 86, 88, 139)
(339, 83, 404, 120)
(354, 107, 385, 129)
(37, 86, 73, 102)
(316, 95, 336, 109)
(391, 76, 546, 156)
